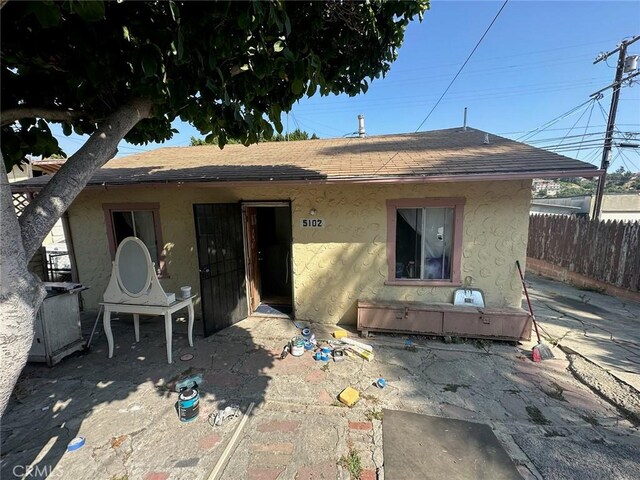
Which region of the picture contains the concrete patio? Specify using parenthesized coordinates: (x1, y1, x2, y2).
(1, 274, 639, 480)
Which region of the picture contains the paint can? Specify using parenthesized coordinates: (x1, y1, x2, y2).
(291, 337, 305, 357)
(181, 286, 192, 299)
(178, 388, 200, 422)
(333, 349, 346, 362)
(301, 327, 311, 337)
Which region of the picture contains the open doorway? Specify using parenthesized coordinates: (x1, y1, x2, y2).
(243, 202, 293, 317)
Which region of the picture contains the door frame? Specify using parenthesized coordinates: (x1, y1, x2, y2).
(241, 201, 294, 316)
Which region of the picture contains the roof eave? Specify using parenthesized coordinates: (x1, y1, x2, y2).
(10, 168, 602, 193)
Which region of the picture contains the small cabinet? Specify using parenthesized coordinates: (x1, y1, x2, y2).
(359, 304, 442, 334)
(357, 300, 531, 341)
(29, 290, 85, 366)
(442, 311, 503, 337)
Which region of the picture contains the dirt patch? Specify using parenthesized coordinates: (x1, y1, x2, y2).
(111, 435, 128, 449)
(566, 351, 640, 426)
(543, 382, 567, 402)
(443, 384, 469, 393)
(526, 405, 551, 425)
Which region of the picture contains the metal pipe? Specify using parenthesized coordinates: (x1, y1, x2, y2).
(358, 114, 365, 137)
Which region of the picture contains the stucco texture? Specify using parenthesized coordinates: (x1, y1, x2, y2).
(68, 180, 531, 325)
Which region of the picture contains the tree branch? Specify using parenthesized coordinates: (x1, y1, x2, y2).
(1, 107, 83, 127)
(19, 98, 154, 258)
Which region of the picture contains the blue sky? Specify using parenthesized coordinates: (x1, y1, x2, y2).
(54, 1, 640, 170)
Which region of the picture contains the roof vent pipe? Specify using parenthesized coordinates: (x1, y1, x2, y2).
(483, 133, 490, 145)
(463, 107, 468, 131)
(358, 114, 366, 137)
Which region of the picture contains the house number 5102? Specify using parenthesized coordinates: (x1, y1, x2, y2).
(301, 218, 324, 228)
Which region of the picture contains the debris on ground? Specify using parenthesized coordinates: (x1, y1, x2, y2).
(175, 374, 203, 392)
(338, 387, 360, 407)
(209, 405, 241, 427)
(67, 437, 85, 452)
(405, 338, 417, 351)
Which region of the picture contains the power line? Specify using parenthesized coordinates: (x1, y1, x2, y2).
(557, 100, 593, 147)
(516, 97, 597, 142)
(617, 147, 639, 171)
(576, 101, 597, 158)
(525, 131, 606, 143)
(415, 0, 509, 132)
(497, 124, 639, 135)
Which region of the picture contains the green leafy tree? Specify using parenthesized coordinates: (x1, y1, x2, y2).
(189, 128, 317, 145)
(274, 128, 311, 141)
(535, 189, 547, 198)
(0, 1, 428, 414)
(606, 166, 634, 191)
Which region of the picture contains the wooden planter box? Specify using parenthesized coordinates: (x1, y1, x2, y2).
(357, 300, 532, 341)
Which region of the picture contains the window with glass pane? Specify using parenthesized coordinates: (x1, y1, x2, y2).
(395, 207, 454, 280)
(112, 210, 159, 268)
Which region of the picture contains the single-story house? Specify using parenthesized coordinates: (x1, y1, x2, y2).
(13, 127, 600, 339)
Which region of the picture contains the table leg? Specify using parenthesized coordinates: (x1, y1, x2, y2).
(187, 301, 194, 347)
(103, 308, 114, 358)
(165, 311, 172, 364)
(133, 314, 140, 342)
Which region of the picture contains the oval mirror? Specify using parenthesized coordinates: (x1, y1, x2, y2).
(115, 237, 153, 297)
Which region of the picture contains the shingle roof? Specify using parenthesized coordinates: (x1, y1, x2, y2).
(12, 127, 600, 191)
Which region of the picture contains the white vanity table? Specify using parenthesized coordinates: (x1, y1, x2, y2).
(102, 237, 194, 364)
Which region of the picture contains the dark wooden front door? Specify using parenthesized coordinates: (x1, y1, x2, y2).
(194, 203, 248, 336)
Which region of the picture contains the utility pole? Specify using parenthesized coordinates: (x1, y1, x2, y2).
(591, 35, 640, 220)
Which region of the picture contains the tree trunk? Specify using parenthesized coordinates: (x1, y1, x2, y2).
(1, 98, 153, 416)
(19, 98, 153, 259)
(0, 154, 46, 416)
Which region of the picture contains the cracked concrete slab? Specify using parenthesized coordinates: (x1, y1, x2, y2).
(524, 274, 640, 391)
(2, 292, 640, 480)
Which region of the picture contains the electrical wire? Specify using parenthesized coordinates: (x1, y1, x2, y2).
(617, 147, 639, 171)
(576, 101, 596, 158)
(556, 101, 593, 147)
(525, 132, 606, 144)
(497, 124, 639, 135)
(516, 97, 597, 142)
(414, 0, 509, 132)
(613, 125, 640, 170)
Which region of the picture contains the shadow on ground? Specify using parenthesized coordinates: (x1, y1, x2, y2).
(524, 273, 640, 389)
(2, 296, 640, 479)
(0, 313, 275, 479)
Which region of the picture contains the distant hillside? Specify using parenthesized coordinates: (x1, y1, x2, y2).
(534, 167, 640, 198)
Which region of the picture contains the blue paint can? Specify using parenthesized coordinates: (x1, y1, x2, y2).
(178, 388, 200, 422)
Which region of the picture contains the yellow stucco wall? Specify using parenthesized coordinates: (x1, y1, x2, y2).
(69, 179, 531, 325)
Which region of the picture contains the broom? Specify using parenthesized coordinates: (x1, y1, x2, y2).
(516, 261, 554, 361)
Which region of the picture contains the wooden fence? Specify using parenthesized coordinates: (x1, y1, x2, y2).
(527, 214, 640, 293)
